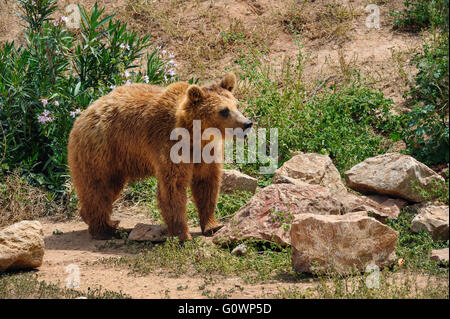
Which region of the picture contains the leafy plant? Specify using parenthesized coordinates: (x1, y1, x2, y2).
(394, 0, 449, 165)
(236, 48, 401, 174)
(0, 0, 174, 192)
(391, 0, 449, 32)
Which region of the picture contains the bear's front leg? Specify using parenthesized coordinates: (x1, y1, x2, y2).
(156, 168, 192, 241)
(191, 163, 223, 236)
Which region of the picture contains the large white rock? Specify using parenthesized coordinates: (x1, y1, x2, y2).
(213, 183, 345, 246)
(344, 153, 444, 202)
(411, 204, 449, 240)
(220, 169, 258, 194)
(273, 153, 347, 194)
(291, 213, 398, 274)
(0, 220, 45, 271)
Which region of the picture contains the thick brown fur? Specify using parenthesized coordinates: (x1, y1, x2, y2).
(68, 74, 250, 240)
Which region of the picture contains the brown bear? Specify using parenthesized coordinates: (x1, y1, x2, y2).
(67, 73, 252, 241)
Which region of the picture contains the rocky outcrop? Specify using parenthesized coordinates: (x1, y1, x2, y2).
(291, 213, 398, 274)
(344, 153, 444, 202)
(220, 169, 258, 194)
(0, 221, 45, 272)
(213, 183, 345, 246)
(411, 204, 449, 240)
(273, 153, 347, 194)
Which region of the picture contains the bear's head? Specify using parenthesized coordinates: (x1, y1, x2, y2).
(177, 74, 252, 139)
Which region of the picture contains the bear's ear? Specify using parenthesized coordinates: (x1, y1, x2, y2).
(187, 85, 205, 103)
(220, 73, 236, 92)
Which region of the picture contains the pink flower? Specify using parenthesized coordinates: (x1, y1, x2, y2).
(70, 109, 82, 118)
(40, 99, 48, 106)
(37, 110, 53, 124)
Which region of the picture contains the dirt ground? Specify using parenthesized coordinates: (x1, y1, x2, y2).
(36, 210, 310, 299)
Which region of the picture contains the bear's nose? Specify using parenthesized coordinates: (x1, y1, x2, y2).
(244, 121, 253, 130)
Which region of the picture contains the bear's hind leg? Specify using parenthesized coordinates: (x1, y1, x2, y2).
(79, 178, 125, 240)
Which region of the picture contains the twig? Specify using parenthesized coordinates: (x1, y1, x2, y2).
(308, 75, 336, 98)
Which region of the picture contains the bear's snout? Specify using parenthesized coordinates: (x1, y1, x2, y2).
(244, 121, 253, 130)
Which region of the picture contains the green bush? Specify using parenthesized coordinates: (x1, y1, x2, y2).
(0, 0, 174, 192)
(237, 49, 400, 174)
(391, 0, 449, 32)
(394, 0, 449, 165)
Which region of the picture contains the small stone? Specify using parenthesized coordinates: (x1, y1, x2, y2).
(431, 248, 449, 264)
(231, 244, 247, 256)
(411, 205, 449, 240)
(128, 223, 168, 242)
(220, 169, 258, 194)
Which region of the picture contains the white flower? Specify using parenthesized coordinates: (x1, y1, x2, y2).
(156, 45, 162, 50)
(53, 20, 60, 26)
(120, 43, 130, 50)
(161, 49, 167, 55)
(168, 52, 175, 58)
(61, 16, 68, 23)
(40, 99, 48, 106)
(167, 68, 176, 76)
(53, 101, 59, 106)
(110, 85, 117, 90)
(126, 80, 132, 85)
(124, 70, 131, 78)
(143, 75, 149, 83)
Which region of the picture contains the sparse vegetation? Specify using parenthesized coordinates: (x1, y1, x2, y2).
(0, 272, 130, 299)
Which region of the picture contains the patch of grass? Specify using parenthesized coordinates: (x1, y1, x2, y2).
(236, 47, 402, 175)
(388, 207, 449, 275)
(0, 272, 130, 299)
(279, 0, 361, 41)
(97, 237, 294, 284)
(0, 170, 76, 228)
(266, 270, 449, 299)
(125, 0, 274, 79)
(391, 0, 449, 32)
(412, 170, 449, 205)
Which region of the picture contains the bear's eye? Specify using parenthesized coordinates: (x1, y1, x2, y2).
(219, 108, 230, 118)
